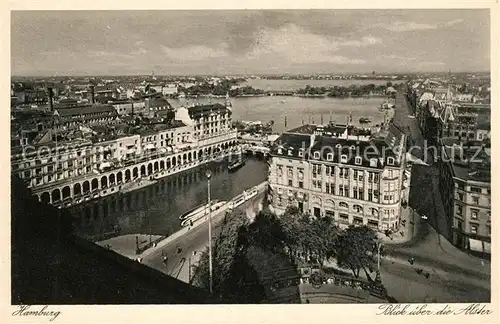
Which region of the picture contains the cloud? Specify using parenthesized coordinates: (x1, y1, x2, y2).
(87, 50, 134, 59)
(161, 45, 228, 61)
(245, 24, 373, 64)
(445, 19, 464, 27)
(418, 61, 445, 67)
(131, 48, 147, 55)
(375, 21, 437, 32)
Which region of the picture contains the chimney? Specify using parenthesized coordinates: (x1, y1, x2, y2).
(90, 85, 95, 104)
(48, 87, 54, 111)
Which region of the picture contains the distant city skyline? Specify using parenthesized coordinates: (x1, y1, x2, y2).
(11, 10, 490, 76)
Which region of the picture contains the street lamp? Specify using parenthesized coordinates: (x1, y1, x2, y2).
(375, 240, 383, 284)
(206, 169, 213, 294)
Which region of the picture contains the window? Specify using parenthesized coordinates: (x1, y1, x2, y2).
(456, 205, 463, 216)
(339, 186, 344, 197)
(335, 144, 342, 149)
(472, 196, 479, 205)
(288, 179, 293, 187)
(457, 193, 464, 201)
(457, 182, 465, 190)
(353, 187, 358, 199)
(278, 148, 282, 154)
(313, 151, 320, 159)
(358, 188, 364, 200)
(340, 154, 348, 163)
(298, 149, 304, 157)
(470, 209, 479, 220)
(370, 158, 377, 167)
(374, 173, 379, 183)
(387, 157, 395, 165)
(368, 189, 373, 201)
(470, 187, 481, 193)
(373, 190, 379, 201)
(339, 202, 348, 209)
(353, 170, 358, 178)
(288, 150, 293, 156)
(470, 224, 478, 234)
(325, 210, 335, 218)
(327, 153, 333, 161)
(355, 156, 362, 165)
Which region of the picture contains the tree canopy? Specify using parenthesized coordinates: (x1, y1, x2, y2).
(334, 225, 378, 280)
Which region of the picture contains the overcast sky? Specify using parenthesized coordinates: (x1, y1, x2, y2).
(11, 10, 490, 76)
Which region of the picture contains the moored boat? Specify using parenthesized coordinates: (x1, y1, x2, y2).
(180, 200, 227, 227)
(244, 187, 259, 200)
(228, 158, 245, 171)
(179, 199, 220, 220)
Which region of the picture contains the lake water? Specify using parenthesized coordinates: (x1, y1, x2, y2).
(170, 96, 394, 133)
(242, 79, 404, 91)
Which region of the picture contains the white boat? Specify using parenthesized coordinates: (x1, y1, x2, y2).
(180, 200, 227, 227)
(228, 193, 246, 210)
(244, 187, 259, 201)
(179, 200, 220, 220)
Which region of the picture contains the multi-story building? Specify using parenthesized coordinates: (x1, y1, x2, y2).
(409, 83, 490, 144)
(111, 99, 146, 115)
(437, 138, 491, 255)
(268, 123, 406, 232)
(11, 99, 239, 208)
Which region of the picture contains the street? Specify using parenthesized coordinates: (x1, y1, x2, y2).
(142, 193, 265, 283)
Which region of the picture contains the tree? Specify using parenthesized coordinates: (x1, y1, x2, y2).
(191, 210, 249, 298)
(247, 208, 285, 253)
(278, 206, 304, 261)
(334, 225, 378, 280)
(309, 216, 338, 267)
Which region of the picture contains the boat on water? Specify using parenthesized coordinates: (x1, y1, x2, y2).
(228, 193, 246, 210)
(180, 200, 227, 227)
(179, 199, 220, 220)
(280, 99, 287, 103)
(359, 117, 371, 124)
(244, 187, 259, 200)
(228, 158, 245, 172)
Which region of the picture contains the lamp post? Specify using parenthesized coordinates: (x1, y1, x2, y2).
(206, 169, 213, 294)
(375, 240, 383, 284)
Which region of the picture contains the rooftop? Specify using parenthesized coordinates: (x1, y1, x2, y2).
(272, 123, 405, 168)
(188, 103, 231, 116)
(441, 137, 491, 183)
(55, 104, 117, 117)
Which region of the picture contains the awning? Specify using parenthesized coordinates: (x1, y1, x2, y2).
(469, 238, 483, 252)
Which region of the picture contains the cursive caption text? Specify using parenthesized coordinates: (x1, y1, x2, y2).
(377, 303, 492, 316)
(12, 305, 61, 321)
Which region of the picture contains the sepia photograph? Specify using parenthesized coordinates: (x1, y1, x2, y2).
(6, 3, 497, 321)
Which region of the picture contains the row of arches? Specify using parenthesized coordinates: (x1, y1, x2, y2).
(38, 140, 239, 205)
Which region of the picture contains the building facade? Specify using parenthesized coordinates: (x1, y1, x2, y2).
(268, 123, 406, 232)
(11, 101, 239, 208)
(437, 138, 491, 255)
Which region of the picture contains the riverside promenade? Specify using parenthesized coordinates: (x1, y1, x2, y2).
(98, 182, 268, 283)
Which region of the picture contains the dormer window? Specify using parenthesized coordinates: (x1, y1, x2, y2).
(288, 149, 293, 156)
(278, 148, 283, 154)
(355, 156, 362, 165)
(327, 153, 333, 161)
(313, 151, 320, 159)
(370, 158, 377, 167)
(298, 149, 304, 157)
(335, 144, 342, 149)
(387, 157, 395, 165)
(340, 154, 348, 163)
(349, 145, 356, 150)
